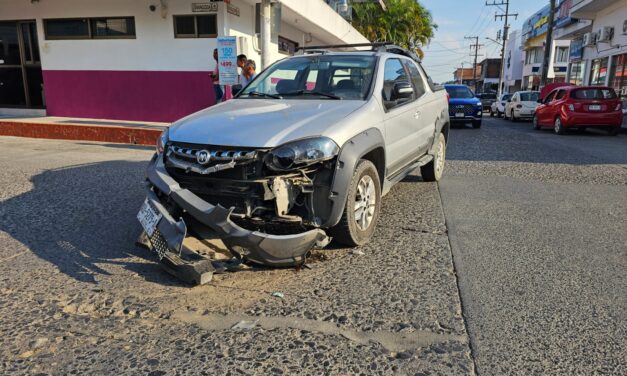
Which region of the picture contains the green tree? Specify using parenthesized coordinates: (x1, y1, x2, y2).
(351, 0, 437, 58)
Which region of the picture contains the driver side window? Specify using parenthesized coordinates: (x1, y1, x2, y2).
(545, 91, 557, 104)
(382, 58, 412, 110)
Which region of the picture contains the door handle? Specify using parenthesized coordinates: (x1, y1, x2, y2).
(414, 111, 421, 119)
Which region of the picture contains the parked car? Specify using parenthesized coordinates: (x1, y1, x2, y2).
(444, 84, 482, 128)
(137, 45, 450, 273)
(533, 86, 622, 136)
(478, 92, 497, 112)
(490, 93, 512, 117)
(505, 91, 540, 121)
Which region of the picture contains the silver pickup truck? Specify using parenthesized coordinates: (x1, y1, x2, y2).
(137, 44, 450, 277)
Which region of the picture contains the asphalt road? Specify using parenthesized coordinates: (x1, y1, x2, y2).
(0, 116, 625, 375)
(440, 117, 626, 375)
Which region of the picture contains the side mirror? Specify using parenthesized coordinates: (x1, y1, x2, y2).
(231, 84, 243, 97)
(392, 81, 414, 100)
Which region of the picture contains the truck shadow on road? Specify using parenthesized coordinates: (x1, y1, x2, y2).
(0, 160, 185, 286)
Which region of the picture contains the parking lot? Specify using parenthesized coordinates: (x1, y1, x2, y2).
(1, 116, 625, 375)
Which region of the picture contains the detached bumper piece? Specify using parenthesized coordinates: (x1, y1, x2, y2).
(142, 155, 330, 283)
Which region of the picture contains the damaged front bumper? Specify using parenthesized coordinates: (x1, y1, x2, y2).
(143, 154, 330, 267)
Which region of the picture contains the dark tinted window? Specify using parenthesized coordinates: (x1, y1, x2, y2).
(44, 18, 90, 39)
(197, 15, 217, 36)
(501, 94, 512, 101)
(545, 91, 557, 103)
(174, 15, 217, 38)
(445, 86, 474, 98)
(555, 90, 567, 100)
(572, 88, 617, 99)
(44, 17, 135, 39)
(520, 92, 539, 101)
(91, 17, 135, 38)
(403, 60, 426, 98)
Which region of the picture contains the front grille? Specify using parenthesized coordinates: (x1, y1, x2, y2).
(149, 229, 169, 260)
(450, 104, 476, 115)
(165, 143, 264, 177)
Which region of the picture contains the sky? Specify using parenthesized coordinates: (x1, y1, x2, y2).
(419, 0, 551, 83)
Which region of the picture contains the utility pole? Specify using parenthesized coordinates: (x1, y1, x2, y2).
(487, 0, 518, 98)
(465, 36, 483, 92)
(540, 0, 557, 88)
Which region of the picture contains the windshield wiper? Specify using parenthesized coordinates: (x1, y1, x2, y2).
(244, 91, 282, 99)
(282, 90, 341, 100)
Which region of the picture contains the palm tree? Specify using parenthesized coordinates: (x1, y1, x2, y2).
(352, 0, 436, 58)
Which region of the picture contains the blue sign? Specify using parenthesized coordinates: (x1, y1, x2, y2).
(569, 38, 583, 61)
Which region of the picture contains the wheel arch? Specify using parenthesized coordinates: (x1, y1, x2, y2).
(321, 128, 385, 228)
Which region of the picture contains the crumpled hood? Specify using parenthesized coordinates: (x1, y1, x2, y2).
(169, 99, 366, 148)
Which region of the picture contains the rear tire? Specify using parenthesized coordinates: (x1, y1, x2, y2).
(608, 127, 619, 136)
(421, 133, 447, 182)
(329, 160, 381, 247)
(533, 115, 541, 130)
(554, 117, 565, 135)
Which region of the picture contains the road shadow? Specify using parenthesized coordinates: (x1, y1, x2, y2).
(0, 160, 185, 286)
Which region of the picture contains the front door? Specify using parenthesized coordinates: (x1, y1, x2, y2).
(0, 21, 44, 108)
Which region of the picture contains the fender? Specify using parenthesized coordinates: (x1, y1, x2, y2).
(429, 108, 450, 155)
(321, 128, 385, 228)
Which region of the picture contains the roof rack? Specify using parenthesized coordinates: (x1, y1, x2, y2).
(295, 42, 421, 62)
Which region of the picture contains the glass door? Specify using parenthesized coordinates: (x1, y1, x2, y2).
(0, 20, 44, 108)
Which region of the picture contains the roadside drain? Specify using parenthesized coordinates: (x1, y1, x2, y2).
(173, 311, 465, 352)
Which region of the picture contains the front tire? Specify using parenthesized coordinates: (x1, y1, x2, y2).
(511, 110, 517, 122)
(608, 127, 619, 136)
(533, 115, 541, 130)
(421, 133, 446, 182)
(554, 117, 565, 135)
(472, 120, 482, 129)
(330, 160, 381, 247)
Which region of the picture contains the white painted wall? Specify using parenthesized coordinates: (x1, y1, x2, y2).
(580, 0, 627, 84)
(504, 30, 523, 86)
(1, 0, 367, 73)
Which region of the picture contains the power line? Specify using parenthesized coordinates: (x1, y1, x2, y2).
(486, 0, 518, 97)
(465, 36, 483, 91)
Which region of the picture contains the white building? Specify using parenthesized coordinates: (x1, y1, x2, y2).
(521, 4, 570, 90)
(0, 0, 371, 122)
(502, 29, 523, 93)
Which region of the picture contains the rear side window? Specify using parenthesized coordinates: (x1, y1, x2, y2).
(520, 92, 539, 101)
(572, 88, 617, 99)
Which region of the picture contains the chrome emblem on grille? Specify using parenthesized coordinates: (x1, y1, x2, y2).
(196, 150, 211, 165)
(456, 105, 465, 109)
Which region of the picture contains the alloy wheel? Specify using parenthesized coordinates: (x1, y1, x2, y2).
(354, 175, 376, 231)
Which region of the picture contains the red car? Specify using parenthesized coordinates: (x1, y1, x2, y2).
(533, 86, 623, 136)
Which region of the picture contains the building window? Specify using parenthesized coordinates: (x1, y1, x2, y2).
(525, 48, 543, 65)
(278, 36, 298, 55)
(174, 15, 217, 38)
(554, 46, 568, 63)
(568, 61, 585, 85)
(609, 53, 627, 96)
(44, 17, 135, 40)
(589, 57, 609, 85)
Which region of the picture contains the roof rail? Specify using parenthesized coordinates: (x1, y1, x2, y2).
(295, 42, 421, 62)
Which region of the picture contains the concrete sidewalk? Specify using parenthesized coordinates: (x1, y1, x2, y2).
(0, 116, 168, 146)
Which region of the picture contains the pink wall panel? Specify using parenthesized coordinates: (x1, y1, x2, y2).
(42, 70, 217, 122)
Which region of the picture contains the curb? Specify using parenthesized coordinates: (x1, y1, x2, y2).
(0, 120, 164, 146)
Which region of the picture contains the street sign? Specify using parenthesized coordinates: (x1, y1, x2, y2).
(217, 36, 238, 86)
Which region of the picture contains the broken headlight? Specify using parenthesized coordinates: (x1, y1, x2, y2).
(156, 129, 169, 154)
(266, 137, 339, 171)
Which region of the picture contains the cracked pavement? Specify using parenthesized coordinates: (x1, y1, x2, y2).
(0, 116, 625, 375)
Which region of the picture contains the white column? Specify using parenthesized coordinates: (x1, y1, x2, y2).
(260, 0, 272, 70)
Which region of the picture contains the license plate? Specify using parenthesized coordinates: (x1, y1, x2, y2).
(589, 104, 601, 111)
(137, 199, 162, 237)
(455, 113, 465, 118)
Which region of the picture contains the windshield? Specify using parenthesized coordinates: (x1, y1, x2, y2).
(519, 92, 539, 102)
(445, 86, 475, 99)
(572, 88, 617, 100)
(239, 55, 377, 100)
